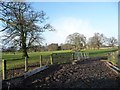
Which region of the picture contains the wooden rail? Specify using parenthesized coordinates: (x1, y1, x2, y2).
(2, 52, 90, 80)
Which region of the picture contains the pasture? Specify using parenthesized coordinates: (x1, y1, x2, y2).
(1, 48, 118, 70)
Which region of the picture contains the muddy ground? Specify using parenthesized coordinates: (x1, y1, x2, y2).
(2, 57, 120, 89)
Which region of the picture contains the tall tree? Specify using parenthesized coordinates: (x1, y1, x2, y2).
(88, 33, 106, 49)
(0, 2, 54, 58)
(107, 37, 117, 47)
(65, 32, 86, 51)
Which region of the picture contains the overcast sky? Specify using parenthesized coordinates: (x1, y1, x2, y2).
(31, 2, 118, 45)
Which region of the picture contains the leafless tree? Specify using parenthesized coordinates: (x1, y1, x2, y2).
(88, 33, 106, 49)
(65, 32, 86, 51)
(0, 2, 54, 57)
(107, 37, 117, 47)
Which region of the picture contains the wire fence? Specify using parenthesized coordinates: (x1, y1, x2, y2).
(2, 52, 91, 80)
(107, 51, 120, 67)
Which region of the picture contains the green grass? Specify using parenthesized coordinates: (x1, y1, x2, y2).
(81, 48, 118, 66)
(2, 50, 72, 70)
(109, 59, 118, 66)
(2, 50, 72, 61)
(82, 48, 118, 57)
(1, 48, 118, 70)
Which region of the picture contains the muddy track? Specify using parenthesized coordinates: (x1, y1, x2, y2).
(2, 57, 120, 88)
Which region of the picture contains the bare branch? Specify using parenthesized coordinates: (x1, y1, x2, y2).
(0, 18, 16, 26)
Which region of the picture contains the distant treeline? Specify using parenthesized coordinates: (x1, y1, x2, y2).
(2, 32, 118, 52)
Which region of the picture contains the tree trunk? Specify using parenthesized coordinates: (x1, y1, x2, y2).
(97, 47, 100, 50)
(21, 27, 29, 58)
(21, 35, 29, 58)
(22, 44, 29, 58)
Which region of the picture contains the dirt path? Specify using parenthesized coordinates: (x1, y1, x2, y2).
(21, 58, 120, 88)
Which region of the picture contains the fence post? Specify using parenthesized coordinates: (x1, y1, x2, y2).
(117, 50, 120, 68)
(107, 52, 111, 61)
(40, 55, 42, 67)
(50, 54, 53, 65)
(72, 52, 74, 60)
(77, 52, 80, 60)
(2, 59, 7, 80)
(88, 53, 89, 58)
(84, 53, 87, 59)
(25, 57, 28, 72)
(12, 64, 15, 78)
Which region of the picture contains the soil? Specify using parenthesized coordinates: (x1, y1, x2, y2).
(2, 57, 120, 88)
(6, 65, 40, 79)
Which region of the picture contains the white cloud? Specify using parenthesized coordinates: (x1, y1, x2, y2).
(43, 16, 97, 45)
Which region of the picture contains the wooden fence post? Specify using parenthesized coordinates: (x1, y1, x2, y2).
(117, 50, 120, 68)
(87, 53, 90, 58)
(40, 55, 42, 67)
(72, 52, 74, 60)
(2, 59, 7, 80)
(50, 54, 53, 65)
(12, 64, 15, 78)
(80, 52, 83, 59)
(25, 57, 28, 72)
(107, 52, 111, 61)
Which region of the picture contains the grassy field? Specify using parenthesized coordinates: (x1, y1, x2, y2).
(2, 50, 73, 70)
(82, 48, 118, 57)
(1, 48, 118, 70)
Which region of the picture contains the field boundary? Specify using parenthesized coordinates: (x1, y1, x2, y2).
(2, 51, 91, 80)
(2, 49, 118, 80)
(24, 65, 48, 79)
(2, 66, 49, 89)
(103, 60, 120, 74)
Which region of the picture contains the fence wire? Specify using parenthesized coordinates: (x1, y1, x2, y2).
(2, 51, 90, 80)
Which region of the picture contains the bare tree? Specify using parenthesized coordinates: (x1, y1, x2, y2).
(88, 33, 106, 49)
(0, 2, 54, 57)
(107, 37, 117, 47)
(65, 32, 86, 51)
(87, 37, 96, 49)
